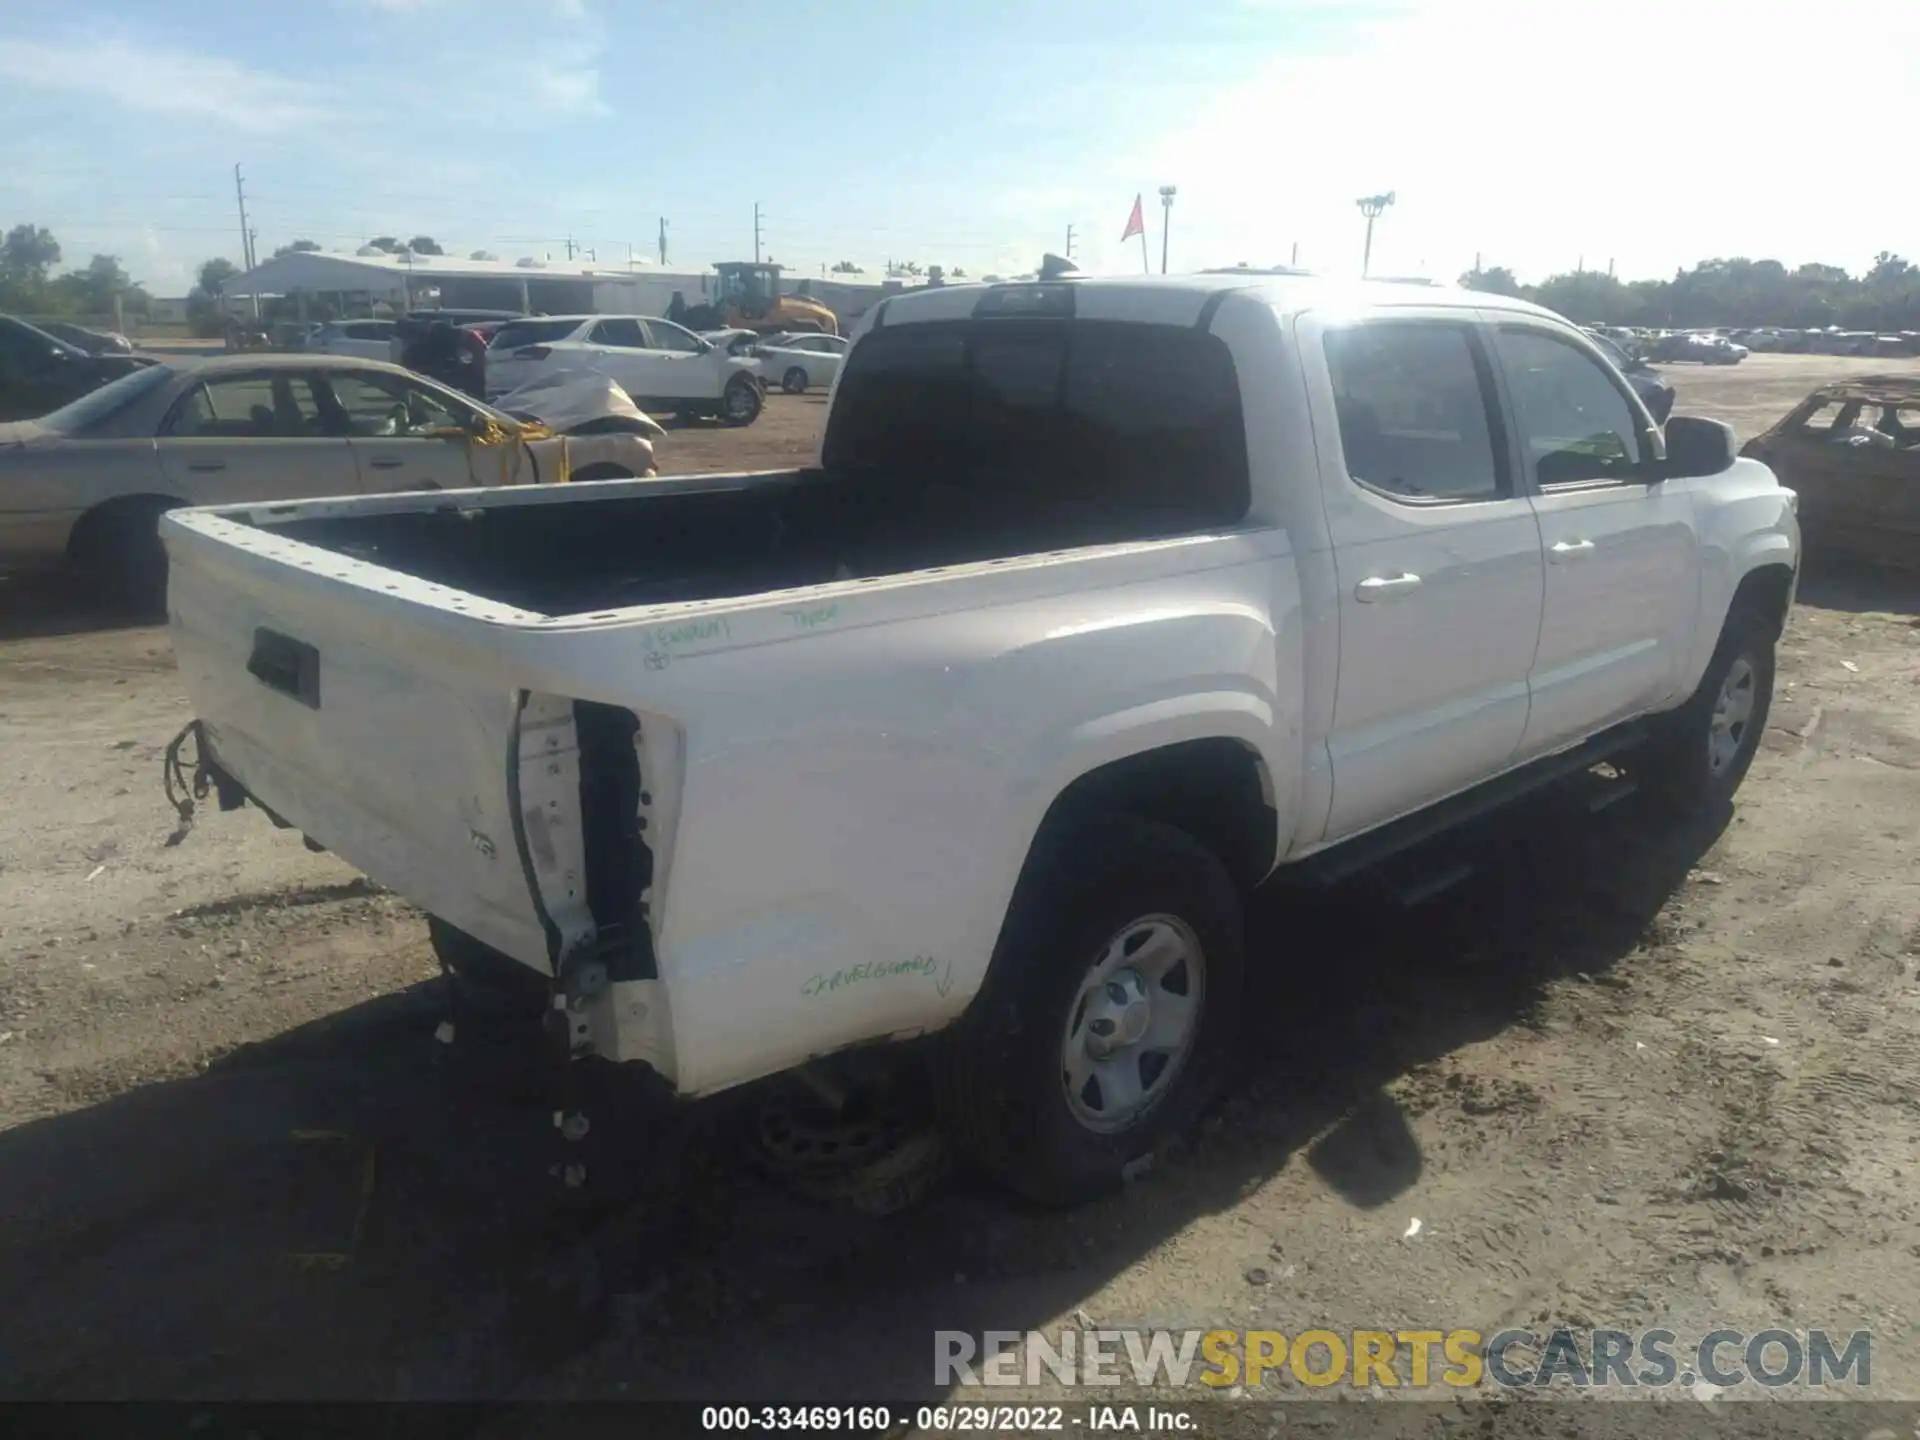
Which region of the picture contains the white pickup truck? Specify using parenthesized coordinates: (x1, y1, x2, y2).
(161, 275, 1799, 1204)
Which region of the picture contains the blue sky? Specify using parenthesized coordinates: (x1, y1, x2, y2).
(2, 0, 1916, 296)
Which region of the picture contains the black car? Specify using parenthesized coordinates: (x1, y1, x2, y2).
(1589, 331, 1675, 423)
(33, 319, 135, 355)
(0, 315, 153, 422)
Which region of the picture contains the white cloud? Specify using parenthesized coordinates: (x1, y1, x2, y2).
(1117, 0, 1920, 281)
(0, 34, 331, 133)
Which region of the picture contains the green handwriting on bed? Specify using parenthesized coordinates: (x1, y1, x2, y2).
(637, 617, 731, 652)
(802, 955, 954, 999)
(784, 602, 839, 632)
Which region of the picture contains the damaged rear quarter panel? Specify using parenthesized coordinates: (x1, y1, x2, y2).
(494, 532, 1298, 1098)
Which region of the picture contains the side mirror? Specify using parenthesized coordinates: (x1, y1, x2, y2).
(1661, 415, 1736, 479)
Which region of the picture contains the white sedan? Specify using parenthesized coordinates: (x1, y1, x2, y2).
(485, 314, 765, 425)
(0, 354, 658, 610)
(754, 333, 849, 393)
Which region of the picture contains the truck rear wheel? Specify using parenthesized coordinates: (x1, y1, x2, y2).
(1637, 605, 1776, 814)
(931, 813, 1244, 1206)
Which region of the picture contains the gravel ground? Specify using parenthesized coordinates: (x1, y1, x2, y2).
(1, 364, 1918, 1423)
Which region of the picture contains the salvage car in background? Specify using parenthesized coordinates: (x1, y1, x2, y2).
(0, 355, 658, 609)
(0, 315, 155, 421)
(1649, 331, 1746, 365)
(1741, 376, 1920, 570)
(34, 320, 135, 355)
(754, 332, 850, 393)
(486, 313, 764, 425)
(303, 318, 399, 360)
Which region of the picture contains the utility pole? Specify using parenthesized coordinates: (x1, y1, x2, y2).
(565, 235, 576, 260)
(753, 203, 764, 264)
(232, 164, 260, 320)
(659, 217, 668, 266)
(1065, 224, 1076, 263)
(1356, 192, 1395, 278)
(1158, 186, 1177, 275)
(1291, 241, 1299, 267)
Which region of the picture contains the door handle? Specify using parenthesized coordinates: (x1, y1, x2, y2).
(1355, 573, 1422, 602)
(1549, 539, 1596, 561)
(368, 457, 405, 470)
(186, 461, 227, 473)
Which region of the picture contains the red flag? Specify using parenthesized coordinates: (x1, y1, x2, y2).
(1120, 194, 1144, 242)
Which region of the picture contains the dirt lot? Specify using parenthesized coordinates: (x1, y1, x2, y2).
(2, 359, 1919, 1420)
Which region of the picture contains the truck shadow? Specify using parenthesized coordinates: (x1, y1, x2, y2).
(1795, 557, 1920, 616)
(0, 790, 1724, 1407)
(0, 572, 155, 642)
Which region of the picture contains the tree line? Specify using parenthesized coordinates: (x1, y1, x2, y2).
(0, 224, 148, 322)
(13, 216, 1918, 337)
(1461, 252, 1920, 332)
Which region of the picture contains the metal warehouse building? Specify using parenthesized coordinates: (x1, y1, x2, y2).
(217, 250, 923, 329)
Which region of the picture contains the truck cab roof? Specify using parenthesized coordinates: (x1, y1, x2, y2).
(863, 273, 1564, 332)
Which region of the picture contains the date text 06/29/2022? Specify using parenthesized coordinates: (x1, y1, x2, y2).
(699, 1405, 1192, 1433)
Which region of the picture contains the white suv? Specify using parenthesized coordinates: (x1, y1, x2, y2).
(303, 319, 399, 360)
(486, 314, 764, 425)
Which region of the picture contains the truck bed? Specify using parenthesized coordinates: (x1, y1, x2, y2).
(251, 462, 1239, 618)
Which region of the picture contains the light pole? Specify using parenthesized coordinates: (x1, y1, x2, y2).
(1158, 186, 1177, 275)
(1356, 191, 1395, 278)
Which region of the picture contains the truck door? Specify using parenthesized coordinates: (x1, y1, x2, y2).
(1487, 322, 1699, 757)
(1300, 312, 1545, 841)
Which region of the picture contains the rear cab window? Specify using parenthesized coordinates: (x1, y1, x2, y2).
(822, 318, 1249, 530)
(1322, 321, 1508, 502)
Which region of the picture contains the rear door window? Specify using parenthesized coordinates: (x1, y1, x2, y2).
(822, 318, 1248, 524)
(1323, 322, 1506, 501)
(588, 318, 647, 348)
(491, 319, 582, 350)
(164, 373, 330, 437)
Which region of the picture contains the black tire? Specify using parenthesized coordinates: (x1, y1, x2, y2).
(930, 813, 1244, 1206)
(720, 375, 763, 427)
(781, 366, 808, 395)
(1636, 605, 1776, 815)
(69, 500, 175, 617)
(426, 916, 552, 1024)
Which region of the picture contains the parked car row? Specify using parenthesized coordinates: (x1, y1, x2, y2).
(1583, 322, 1920, 359)
(0, 355, 661, 609)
